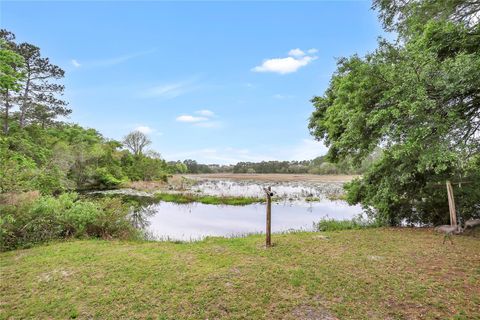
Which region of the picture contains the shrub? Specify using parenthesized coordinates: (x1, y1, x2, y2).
(94, 167, 127, 189)
(0, 193, 138, 251)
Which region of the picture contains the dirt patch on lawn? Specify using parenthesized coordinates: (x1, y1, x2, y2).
(289, 305, 338, 320)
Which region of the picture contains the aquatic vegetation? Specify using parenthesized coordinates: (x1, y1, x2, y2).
(315, 217, 380, 231)
(154, 192, 264, 206)
(183, 179, 345, 202)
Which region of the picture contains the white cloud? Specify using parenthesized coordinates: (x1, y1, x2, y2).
(71, 59, 81, 68)
(135, 126, 154, 134)
(196, 109, 215, 117)
(91, 49, 155, 67)
(176, 109, 220, 128)
(288, 48, 305, 57)
(146, 82, 190, 99)
(142, 78, 200, 99)
(176, 115, 208, 123)
(273, 94, 293, 99)
(252, 48, 318, 74)
(71, 49, 155, 70)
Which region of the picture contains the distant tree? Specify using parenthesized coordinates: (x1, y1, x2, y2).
(183, 159, 199, 173)
(123, 130, 151, 156)
(0, 38, 25, 134)
(174, 162, 188, 174)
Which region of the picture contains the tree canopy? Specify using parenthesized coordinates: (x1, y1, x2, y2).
(309, 0, 480, 225)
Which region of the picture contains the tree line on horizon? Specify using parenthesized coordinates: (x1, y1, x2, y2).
(176, 153, 379, 175)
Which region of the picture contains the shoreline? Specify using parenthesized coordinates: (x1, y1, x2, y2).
(181, 173, 359, 183)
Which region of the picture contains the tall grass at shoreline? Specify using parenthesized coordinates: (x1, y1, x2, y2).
(154, 192, 265, 205)
(315, 217, 380, 231)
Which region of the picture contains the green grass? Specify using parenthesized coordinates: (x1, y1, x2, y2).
(154, 192, 264, 206)
(315, 218, 379, 231)
(1, 228, 479, 319)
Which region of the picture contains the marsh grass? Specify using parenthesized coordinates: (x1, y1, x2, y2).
(154, 192, 265, 205)
(315, 217, 380, 231)
(326, 193, 347, 201)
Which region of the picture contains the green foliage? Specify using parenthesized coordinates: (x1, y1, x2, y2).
(0, 29, 71, 130)
(166, 161, 188, 174)
(315, 217, 380, 231)
(0, 193, 138, 251)
(0, 39, 25, 93)
(94, 167, 127, 189)
(309, 2, 480, 225)
(182, 159, 214, 174)
(0, 122, 176, 193)
(154, 192, 264, 205)
(231, 155, 377, 175)
(122, 154, 168, 182)
(0, 138, 37, 193)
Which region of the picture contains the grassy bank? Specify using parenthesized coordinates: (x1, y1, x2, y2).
(315, 218, 380, 231)
(154, 192, 264, 206)
(1, 229, 479, 319)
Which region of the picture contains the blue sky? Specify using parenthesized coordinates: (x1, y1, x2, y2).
(1, 1, 386, 164)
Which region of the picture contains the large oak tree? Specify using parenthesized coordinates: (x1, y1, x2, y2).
(309, 0, 480, 225)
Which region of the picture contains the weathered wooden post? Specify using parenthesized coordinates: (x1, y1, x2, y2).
(446, 180, 457, 226)
(263, 187, 273, 247)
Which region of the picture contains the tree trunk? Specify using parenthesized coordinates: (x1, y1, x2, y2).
(446, 180, 457, 226)
(19, 77, 31, 128)
(3, 91, 10, 134)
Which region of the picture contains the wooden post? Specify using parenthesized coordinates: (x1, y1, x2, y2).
(263, 187, 273, 247)
(446, 180, 457, 226)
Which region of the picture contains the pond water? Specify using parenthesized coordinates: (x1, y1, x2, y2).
(90, 179, 363, 241)
(140, 200, 362, 241)
(189, 179, 345, 201)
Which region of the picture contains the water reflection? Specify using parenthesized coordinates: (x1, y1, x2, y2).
(142, 200, 362, 241)
(129, 204, 157, 229)
(87, 179, 363, 241)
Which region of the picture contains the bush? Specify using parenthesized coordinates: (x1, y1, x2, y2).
(95, 167, 128, 189)
(0, 193, 138, 251)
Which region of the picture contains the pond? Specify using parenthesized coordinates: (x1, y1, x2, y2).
(139, 200, 361, 241)
(91, 178, 363, 241)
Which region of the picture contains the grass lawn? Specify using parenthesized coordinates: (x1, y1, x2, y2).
(1, 229, 479, 319)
